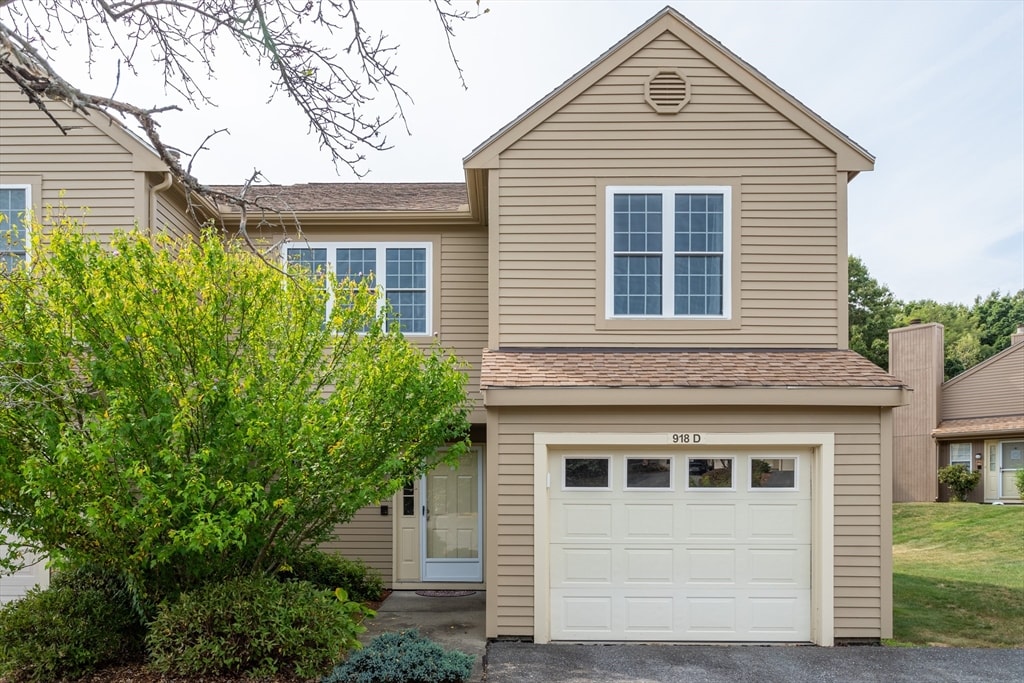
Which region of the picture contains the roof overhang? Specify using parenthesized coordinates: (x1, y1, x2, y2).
(483, 385, 908, 408)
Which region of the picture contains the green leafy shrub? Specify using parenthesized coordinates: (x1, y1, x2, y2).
(1016, 469, 1024, 499)
(0, 565, 145, 682)
(147, 576, 371, 680)
(282, 551, 385, 603)
(323, 629, 473, 683)
(938, 464, 981, 502)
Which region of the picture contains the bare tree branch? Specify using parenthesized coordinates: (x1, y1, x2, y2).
(0, 0, 482, 226)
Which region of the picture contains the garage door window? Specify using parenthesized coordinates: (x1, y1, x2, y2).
(625, 457, 673, 490)
(750, 457, 797, 489)
(686, 457, 734, 489)
(563, 457, 610, 489)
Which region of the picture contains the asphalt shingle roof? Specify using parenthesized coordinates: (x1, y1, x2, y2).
(932, 415, 1024, 438)
(207, 182, 468, 212)
(480, 348, 905, 390)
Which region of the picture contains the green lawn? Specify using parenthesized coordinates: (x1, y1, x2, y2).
(891, 502, 1024, 648)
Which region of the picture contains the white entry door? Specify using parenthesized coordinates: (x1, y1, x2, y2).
(421, 448, 482, 582)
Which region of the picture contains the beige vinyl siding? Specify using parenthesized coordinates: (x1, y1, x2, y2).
(494, 33, 842, 348)
(151, 184, 201, 241)
(941, 344, 1024, 420)
(440, 229, 488, 420)
(488, 405, 886, 640)
(0, 78, 145, 240)
(321, 505, 393, 585)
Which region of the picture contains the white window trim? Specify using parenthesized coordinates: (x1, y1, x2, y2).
(605, 185, 732, 320)
(748, 455, 799, 492)
(623, 455, 675, 491)
(281, 240, 432, 336)
(0, 184, 32, 268)
(561, 455, 612, 491)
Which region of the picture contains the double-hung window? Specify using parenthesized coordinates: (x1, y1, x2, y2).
(284, 241, 431, 335)
(606, 186, 730, 319)
(949, 443, 972, 471)
(0, 186, 30, 270)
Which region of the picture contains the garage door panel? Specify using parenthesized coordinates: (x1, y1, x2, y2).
(555, 547, 612, 584)
(557, 595, 613, 635)
(685, 504, 737, 539)
(746, 547, 810, 586)
(624, 596, 675, 633)
(624, 547, 674, 584)
(748, 502, 810, 540)
(624, 504, 675, 538)
(557, 503, 613, 539)
(684, 547, 736, 584)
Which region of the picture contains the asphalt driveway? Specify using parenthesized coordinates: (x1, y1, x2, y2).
(486, 642, 1024, 683)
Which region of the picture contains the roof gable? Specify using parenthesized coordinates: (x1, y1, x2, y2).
(944, 341, 1024, 391)
(464, 6, 874, 173)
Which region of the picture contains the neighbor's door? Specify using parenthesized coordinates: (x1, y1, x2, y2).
(421, 448, 482, 582)
(999, 441, 1023, 498)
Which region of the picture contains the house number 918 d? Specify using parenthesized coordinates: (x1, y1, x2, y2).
(672, 433, 702, 444)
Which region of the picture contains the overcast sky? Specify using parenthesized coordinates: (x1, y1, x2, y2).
(39, 0, 1024, 305)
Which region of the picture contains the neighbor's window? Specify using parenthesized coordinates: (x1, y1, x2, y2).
(564, 457, 611, 489)
(750, 457, 797, 489)
(285, 241, 430, 334)
(625, 457, 673, 490)
(949, 443, 972, 471)
(0, 186, 29, 270)
(607, 186, 730, 319)
(686, 457, 734, 489)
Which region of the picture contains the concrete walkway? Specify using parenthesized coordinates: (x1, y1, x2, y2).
(359, 590, 486, 683)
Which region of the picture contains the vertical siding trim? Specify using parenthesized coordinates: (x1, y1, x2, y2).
(836, 172, 849, 350)
(531, 430, 836, 645)
(484, 409, 501, 638)
(879, 407, 894, 639)
(487, 168, 501, 348)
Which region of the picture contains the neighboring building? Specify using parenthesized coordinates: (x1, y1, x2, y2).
(0, 8, 909, 644)
(890, 322, 1024, 503)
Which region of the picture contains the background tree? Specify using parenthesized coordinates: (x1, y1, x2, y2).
(0, 0, 481, 222)
(0, 220, 471, 616)
(848, 255, 899, 369)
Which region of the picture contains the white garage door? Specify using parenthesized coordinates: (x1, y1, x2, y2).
(549, 452, 811, 641)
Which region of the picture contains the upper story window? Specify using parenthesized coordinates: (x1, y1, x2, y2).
(0, 186, 30, 271)
(284, 241, 431, 335)
(606, 186, 731, 319)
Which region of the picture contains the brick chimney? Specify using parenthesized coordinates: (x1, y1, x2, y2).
(889, 322, 944, 502)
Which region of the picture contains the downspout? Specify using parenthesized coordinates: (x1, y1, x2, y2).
(148, 171, 173, 231)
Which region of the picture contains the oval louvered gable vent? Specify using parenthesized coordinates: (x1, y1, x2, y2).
(645, 69, 691, 114)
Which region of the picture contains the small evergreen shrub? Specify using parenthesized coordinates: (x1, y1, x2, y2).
(322, 629, 473, 683)
(938, 464, 981, 502)
(147, 576, 371, 680)
(1015, 468, 1024, 499)
(282, 550, 385, 603)
(0, 565, 145, 682)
